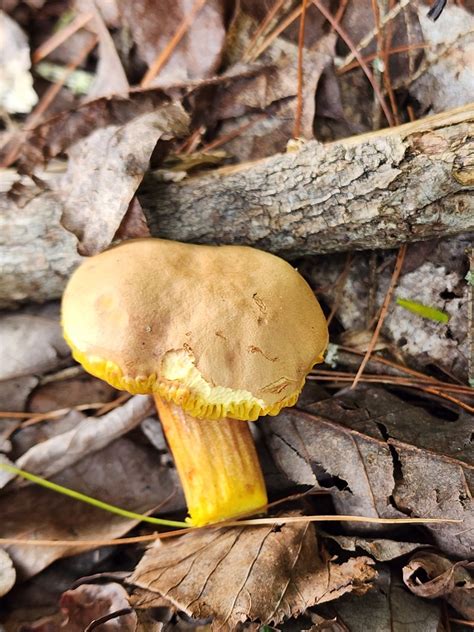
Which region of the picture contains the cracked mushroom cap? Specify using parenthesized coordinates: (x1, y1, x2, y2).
(62, 238, 328, 421)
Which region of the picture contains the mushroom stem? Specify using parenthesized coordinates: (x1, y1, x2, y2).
(154, 395, 268, 527)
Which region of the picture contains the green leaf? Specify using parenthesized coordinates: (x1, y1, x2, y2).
(396, 297, 450, 323)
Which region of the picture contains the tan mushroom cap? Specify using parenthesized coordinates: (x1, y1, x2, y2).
(62, 238, 328, 420)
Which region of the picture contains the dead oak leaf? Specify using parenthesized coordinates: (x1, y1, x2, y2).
(129, 520, 376, 629)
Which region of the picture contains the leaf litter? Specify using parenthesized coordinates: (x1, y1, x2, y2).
(129, 517, 376, 630)
(0, 0, 473, 629)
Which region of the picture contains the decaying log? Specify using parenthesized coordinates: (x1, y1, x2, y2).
(0, 104, 473, 307)
(141, 103, 474, 256)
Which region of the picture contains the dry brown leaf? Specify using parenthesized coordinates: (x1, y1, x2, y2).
(0, 548, 16, 597)
(315, 566, 444, 632)
(86, 1, 129, 99)
(3, 89, 177, 170)
(129, 519, 376, 629)
(57, 103, 189, 255)
(60, 583, 137, 631)
(12, 582, 137, 631)
(324, 534, 426, 562)
(211, 35, 335, 160)
(1, 437, 184, 578)
(13, 395, 153, 482)
(0, 304, 70, 381)
(28, 374, 116, 413)
(117, 0, 227, 87)
(264, 386, 473, 557)
(0, 376, 38, 453)
(411, 5, 474, 113)
(114, 197, 151, 241)
(403, 552, 474, 619)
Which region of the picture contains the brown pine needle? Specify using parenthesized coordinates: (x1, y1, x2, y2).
(251, 5, 303, 61)
(0, 514, 460, 548)
(351, 244, 407, 389)
(0, 394, 130, 424)
(244, 0, 287, 60)
(448, 620, 474, 629)
(339, 43, 429, 74)
(293, 0, 308, 139)
(310, 0, 395, 127)
(310, 372, 474, 413)
(32, 12, 94, 64)
(140, 0, 208, 88)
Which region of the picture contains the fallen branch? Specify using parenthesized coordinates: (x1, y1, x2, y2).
(141, 103, 474, 256)
(0, 105, 472, 307)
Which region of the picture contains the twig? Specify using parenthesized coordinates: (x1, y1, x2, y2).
(311, 0, 394, 126)
(351, 244, 407, 388)
(84, 609, 133, 632)
(140, 0, 208, 87)
(293, 0, 308, 139)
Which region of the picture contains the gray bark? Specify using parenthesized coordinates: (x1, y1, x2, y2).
(0, 105, 473, 307)
(141, 104, 474, 256)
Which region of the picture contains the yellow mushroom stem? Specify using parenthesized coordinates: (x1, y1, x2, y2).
(154, 394, 268, 527)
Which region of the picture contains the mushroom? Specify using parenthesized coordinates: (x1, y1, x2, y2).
(61, 238, 328, 526)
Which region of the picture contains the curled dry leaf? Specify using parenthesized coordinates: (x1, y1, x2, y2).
(1, 437, 184, 579)
(14, 395, 153, 482)
(403, 552, 474, 619)
(57, 103, 189, 255)
(0, 548, 16, 597)
(264, 387, 473, 557)
(129, 519, 376, 629)
(0, 304, 70, 380)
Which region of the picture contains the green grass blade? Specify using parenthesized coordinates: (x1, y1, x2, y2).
(0, 463, 188, 529)
(396, 297, 450, 323)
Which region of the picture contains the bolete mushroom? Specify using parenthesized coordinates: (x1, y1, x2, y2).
(61, 238, 328, 526)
